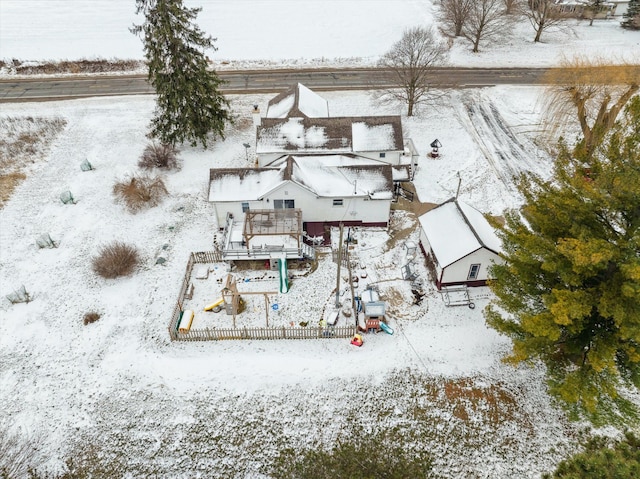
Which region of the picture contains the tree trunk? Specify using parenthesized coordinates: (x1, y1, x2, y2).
(472, 34, 481, 53)
(407, 101, 414, 117)
(534, 23, 544, 43)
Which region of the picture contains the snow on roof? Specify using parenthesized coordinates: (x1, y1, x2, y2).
(209, 156, 393, 202)
(457, 201, 503, 254)
(256, 116, 403, 155)
(297, 84, 330, 118)
(418, 199, 503, 268)
(265, 93, 295, 119)
(291, 156, 393, 199)
(265, 83, 329, 119)
(352, 122, 395, 152)
(208, 168, 284, 202)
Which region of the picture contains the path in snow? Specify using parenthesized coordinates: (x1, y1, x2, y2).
(454, 90, 542, 196)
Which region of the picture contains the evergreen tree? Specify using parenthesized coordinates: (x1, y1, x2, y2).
(485, 96, 640, 421)
(543, 432, 640, 478)
(622, 0, 640, 30)
(132, 0, 231, 148)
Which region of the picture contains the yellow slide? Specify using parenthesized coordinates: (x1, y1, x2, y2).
(204, 297, 224, 312)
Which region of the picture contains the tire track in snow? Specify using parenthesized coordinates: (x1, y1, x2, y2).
(454, 91, 539, 196)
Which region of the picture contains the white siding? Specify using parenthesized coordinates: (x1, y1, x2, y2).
(440, 248, 504, 285)
(214, 200, 263, 225)
(354, 150, 404, 165)
(263, 182, 389, 224)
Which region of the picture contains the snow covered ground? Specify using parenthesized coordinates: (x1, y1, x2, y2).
(0, 86, 573, 478)
(1, 1, 638, 477)
(1, 0, 638, 71)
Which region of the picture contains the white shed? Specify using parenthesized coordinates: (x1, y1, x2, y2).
(418, 198, 504, 289)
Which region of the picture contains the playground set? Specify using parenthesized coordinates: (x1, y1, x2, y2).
(174, 239, 396, 346)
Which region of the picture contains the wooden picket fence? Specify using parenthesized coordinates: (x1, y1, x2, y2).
(168, 250, 356, 341)
(171, 325, 357, 342)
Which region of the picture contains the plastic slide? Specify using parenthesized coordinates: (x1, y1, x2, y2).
(379, 321, 394, 335)
(278, 258, 289, 293)
(204, 297, 224, 312)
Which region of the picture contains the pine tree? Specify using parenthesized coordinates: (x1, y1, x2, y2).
(543, 432, 640, 478)
(485, 96, 640, 422)
(132, 0, 231, 148)
(622, 0, 640, 30)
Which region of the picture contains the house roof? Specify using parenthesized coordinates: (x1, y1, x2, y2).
(266, 83, 329, 119)
(256, 116, 403, 155)
(418, 198, 503, 268)
(208, 155, 393, 202)
(208, 168, 285, 202)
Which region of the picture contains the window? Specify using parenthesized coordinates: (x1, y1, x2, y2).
(274, 199, 295, 209)
(468, 264, 481, 280)
(241, 202, 249, 213)
(333, 199, 344, 207)
(379, 152, 386, 158)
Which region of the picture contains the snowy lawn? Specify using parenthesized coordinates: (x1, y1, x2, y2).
(0, 87, 585, 477)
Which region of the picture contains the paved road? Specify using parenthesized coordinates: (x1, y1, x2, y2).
(0, 67, 552, 102)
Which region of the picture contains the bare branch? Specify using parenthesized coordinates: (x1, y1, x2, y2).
(541, 55, 640, 155)
(463, 0, 512, 53)
(377, 27, 450, 116)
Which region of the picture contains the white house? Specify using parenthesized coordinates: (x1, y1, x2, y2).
(207, 83, 419, 259)
(254, 83, 418, 180)
(209, 155, 393, 255)
(418, 198, 504, 289)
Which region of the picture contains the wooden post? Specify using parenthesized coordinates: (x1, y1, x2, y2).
(335, 223, 344, 308)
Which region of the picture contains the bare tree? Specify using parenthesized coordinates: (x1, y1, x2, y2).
(377, 26, 449, 116)
(525, 0, 572, 42)
(463, 0, 511, 53)
(502, 0, 524, 15)
(584, 0, 606, 26)
(439, 0, 473, 37)
(541, 55, 640, 156)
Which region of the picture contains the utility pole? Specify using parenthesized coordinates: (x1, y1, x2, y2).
(455, 172, 462, 199)
(335, 223, 344, 308)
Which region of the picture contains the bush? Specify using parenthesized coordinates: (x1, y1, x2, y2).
(112, 173, 168, 213)
(138, 142, 180, 170)
(83, 312, 101, 325)
(91, 242, 140, 279)
(543, 432, 640, 479)
(270, 430, 433, 479)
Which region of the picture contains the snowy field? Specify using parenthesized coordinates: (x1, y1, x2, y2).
(1, 0, 639, 477)
(0, 0, 639, 70)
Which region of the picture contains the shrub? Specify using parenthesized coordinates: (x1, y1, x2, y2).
(138, 142, 180, 170)
(270, 429, 432, 479)
(112, 173, 168, 213)
(543, 432, 640, 479)
(83, 312, 101, 325)
(91, 242, 140, 279)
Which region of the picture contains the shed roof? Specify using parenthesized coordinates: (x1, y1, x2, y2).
(418, 198, 503, 268)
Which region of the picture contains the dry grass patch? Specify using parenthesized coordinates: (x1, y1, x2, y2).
(443, 378, 520, 426)
(0, 116, 66, 208)
(6, 58, 145, 76)
(138, 142, 180, 171)
(92, 242, 140, 279)
(113, 173, 168, 213)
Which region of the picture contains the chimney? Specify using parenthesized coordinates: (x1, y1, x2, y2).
(252, 104, 261, 127)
